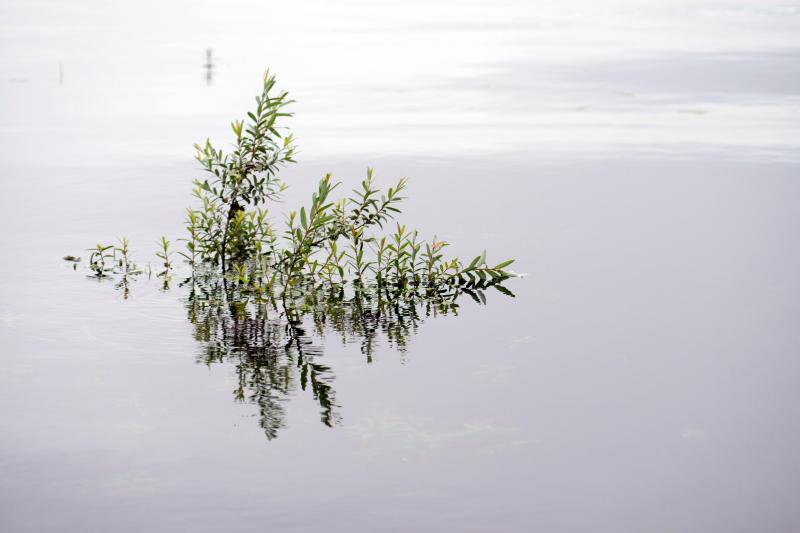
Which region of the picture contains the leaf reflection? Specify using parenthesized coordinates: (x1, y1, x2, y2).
(181, 271, 511, 440)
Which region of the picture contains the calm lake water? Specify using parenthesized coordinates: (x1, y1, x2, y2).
(1, 1, 799, 531)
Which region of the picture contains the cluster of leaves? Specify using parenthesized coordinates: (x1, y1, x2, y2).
(85, 237, 140, 278)
(175, 71, 515, 294)
(77, 70, 516, 298)
(75, 236, 179, 296)
(190, 70, 295, 272)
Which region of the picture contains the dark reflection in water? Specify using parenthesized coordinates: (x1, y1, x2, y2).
(167, 271, 512, 440)
(203, 48, 214, 85)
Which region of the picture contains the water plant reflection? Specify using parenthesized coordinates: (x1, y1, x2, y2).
(182, 269, 511, 440)
(72, 69, 520, 441)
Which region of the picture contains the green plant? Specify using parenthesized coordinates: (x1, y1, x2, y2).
(115, 236, 135, 273)
(178, 209, 199, 269)
(83, 69, 517, 298)
(156, 236, 173, 271)
(74, 70, 520, 444)
(87, 243, 114, 277)
(193, 70, 296, 273)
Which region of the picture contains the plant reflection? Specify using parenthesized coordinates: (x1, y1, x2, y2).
(180, 271, 511, 440)
(203, 48, 214, 85)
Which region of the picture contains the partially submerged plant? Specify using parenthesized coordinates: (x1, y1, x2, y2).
(75, 70, 520, 438)
(87, 243, 114, 277)
(178, 209, 199, 269)
(156, 236, 173, 272)
(81, 70, 517, 300)
(115, 236, 136, 273)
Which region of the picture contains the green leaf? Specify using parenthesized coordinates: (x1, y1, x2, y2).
(494, 259, 515, 270)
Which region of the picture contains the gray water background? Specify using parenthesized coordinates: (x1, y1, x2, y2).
(1, 1, 799, 531)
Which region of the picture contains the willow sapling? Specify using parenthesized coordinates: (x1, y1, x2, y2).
(81, 70, 517, 298)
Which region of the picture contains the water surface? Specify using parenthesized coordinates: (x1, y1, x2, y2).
(1, 1, 799, 532)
